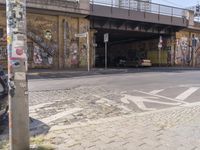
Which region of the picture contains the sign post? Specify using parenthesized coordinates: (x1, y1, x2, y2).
(75, 32, 90, 71)
(6, 0, 29, 149)
(158, 36, 163, 67)
(104, 33, 109, 69)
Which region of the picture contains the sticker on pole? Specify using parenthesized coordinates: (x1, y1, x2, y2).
(11, 34, 26, 59)
(12, 41, 26, 58)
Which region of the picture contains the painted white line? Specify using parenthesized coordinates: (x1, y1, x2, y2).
(29, 102, 54, 111)
(94, 94, 132, 112)
(121, 97, 130, 104)
(121, 94, 182, 111)
(134, 90, 189, 104)
(175, 87, 199, 101)
(41, 108, 83, 124)
(122, 95, 157, 111)
(150, 89, 164, 94)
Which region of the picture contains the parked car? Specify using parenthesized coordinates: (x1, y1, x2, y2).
(0, 67, 8, 119)
(126, 57, 152, 67)
(139, 58, 152, 67)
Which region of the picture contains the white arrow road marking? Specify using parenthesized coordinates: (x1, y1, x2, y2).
(29, 102, 54, 112)
(134, 90, 189, 104)
(150, 89, 164, 94)
(121, 96, 130, 104)
(41, 108, 83, 124)
(121, 94, 182, 111)
(121, 95, 156, 111)
(93, 95, 131, 112)
(175, 87, 199, 101)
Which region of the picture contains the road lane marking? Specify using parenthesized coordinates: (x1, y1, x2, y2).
(41, 108, 83, 124)
(175, 87, 199, 101)
(150, 89, 164, 94)
(29, 102, 54, 112)
(121, 94, 182, 111)
(134, 90, 189, 104)
(121, 96, 130, 104)
(93, 94, 131, 112)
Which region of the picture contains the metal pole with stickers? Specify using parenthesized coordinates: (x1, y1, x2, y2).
(6, 0, 29, 149)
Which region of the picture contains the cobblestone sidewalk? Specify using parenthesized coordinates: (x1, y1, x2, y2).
(28, 86, 200, 150)
(1, 85, 200, 150)
(43, 104, 200, 150)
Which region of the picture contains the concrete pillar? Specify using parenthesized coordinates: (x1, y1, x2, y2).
(58, 16, 65, 69)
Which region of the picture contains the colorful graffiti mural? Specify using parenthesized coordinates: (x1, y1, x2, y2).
(33, 44, 53, 65)
(27, 14, 58, 67)
(175, 37, 191, 65)
(70, 39, 78, 66)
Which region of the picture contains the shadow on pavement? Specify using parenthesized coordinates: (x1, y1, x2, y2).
(0, 116, 50, 140)
(30, 118, 50, 136)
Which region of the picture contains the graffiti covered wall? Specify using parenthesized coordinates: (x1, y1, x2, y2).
(0, 10, 7, 68)
(60, 16, 90, 68)
(27, 13, 58, 68)
(176, 31, 200, 67)
(175, 31, 191, 66)
(0, 9, 92, 69)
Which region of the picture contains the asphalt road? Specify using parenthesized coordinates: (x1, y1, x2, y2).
(29, 69, 200, 112)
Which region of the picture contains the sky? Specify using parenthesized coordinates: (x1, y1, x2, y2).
(95, 0, 199, 9)
(152, 0, 197, 8)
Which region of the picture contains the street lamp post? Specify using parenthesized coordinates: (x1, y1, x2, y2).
(6, 0, 29, 149)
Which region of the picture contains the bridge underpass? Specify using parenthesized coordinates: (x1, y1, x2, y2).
(91, 19, 182, 68)
(89, 0, 188, 68)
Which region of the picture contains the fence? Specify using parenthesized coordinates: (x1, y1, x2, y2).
(90, 0, 187, 18)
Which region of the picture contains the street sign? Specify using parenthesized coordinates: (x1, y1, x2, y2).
(104, 33, 109, 43)
(75, 32, 87, 38)
(158, 43, 162, 48)
(158, 36, 162, 48)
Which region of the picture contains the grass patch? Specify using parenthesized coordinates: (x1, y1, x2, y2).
(0, 140, 9, 150)
(0, 136, 55, 150)
(31, 136, 55, 150)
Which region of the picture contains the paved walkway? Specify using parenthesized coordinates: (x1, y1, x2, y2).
(27, 85, 200, 150)
(41, 103, 200, 150)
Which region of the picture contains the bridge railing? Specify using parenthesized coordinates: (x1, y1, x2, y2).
(90, 0, 187, 18)
(26, 0, 79, 8)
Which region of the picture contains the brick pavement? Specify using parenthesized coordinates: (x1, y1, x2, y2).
(27, 85, 200, 150)
(1, 84, 200, 149)
(44, 103, 200, 150)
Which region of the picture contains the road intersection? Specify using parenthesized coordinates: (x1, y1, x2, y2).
(1, 69, 200, 149)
